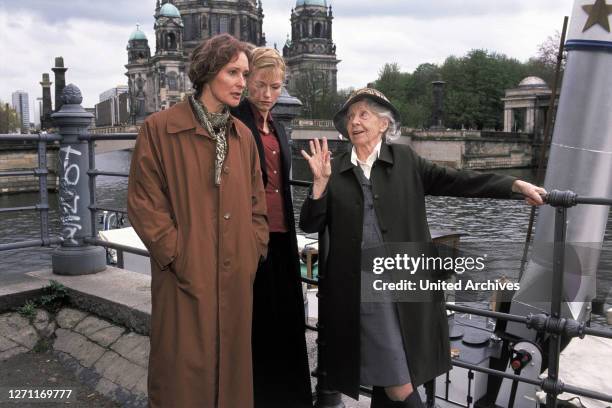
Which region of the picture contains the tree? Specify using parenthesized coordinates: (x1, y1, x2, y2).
(0, 102, 20, 134)
(375, 63, 405, 101)
(372, 63, 438, 128)
(371, 50, 541, 130)
(290, 65, 343, 119)
(525, 31, 566, 85)
(440, 50, 528, 129)
(536, 31, 566, 69)
(366, 41, 565, 131)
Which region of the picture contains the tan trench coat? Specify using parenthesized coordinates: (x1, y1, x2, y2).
(127, 100, 268, 408)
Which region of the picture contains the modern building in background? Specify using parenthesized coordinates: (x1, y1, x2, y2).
(100, 85, 129, 103)
(95, 86, 130, 127)
(283, 0, 339, 94)
(125, 0, 265, 124)
(11, 90, 30, 134)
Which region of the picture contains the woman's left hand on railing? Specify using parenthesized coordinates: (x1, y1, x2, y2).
(512, 180, 547, 206)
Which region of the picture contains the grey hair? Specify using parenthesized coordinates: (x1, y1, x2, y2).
(358, 99, 401, 142)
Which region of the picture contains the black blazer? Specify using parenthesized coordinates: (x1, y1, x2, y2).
(231, 99, 299, 263)
(231, 99, 291, 188)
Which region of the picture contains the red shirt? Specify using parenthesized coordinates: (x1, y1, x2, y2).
(252, 107, 288, 233)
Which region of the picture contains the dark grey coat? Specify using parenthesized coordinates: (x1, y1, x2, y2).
(299, 142, 515, 399)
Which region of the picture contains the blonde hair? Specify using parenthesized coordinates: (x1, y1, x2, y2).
(250, 47, 286, 76)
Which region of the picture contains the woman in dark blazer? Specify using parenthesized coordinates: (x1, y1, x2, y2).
(299, 88, 546, 407)
(231, 47, 312, 408)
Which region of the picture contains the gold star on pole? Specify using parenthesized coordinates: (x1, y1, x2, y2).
(582, 0, 612, 32)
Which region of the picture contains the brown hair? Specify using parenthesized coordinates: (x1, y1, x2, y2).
(188, 34, 252, 97)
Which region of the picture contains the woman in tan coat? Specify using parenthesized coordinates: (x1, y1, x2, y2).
(127, 34, 268, 408)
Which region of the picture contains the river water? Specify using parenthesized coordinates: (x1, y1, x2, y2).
(1, 150, 610, 327)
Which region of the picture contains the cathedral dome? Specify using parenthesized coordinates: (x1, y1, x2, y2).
(296, 0, 327, 7)
(129, 27, 147, 41)
(160, 3, 181, 18)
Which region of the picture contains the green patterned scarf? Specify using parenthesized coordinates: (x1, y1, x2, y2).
(189, 95, 230, 186)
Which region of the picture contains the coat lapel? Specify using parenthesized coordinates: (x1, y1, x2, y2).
(166, 100, 208, 137)
(271, 119, 292, 181)
(377, 142, 394, 166)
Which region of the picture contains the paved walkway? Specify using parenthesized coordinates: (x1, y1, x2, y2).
(0, 306, 147, 407)
(0, 267, 365, 407)
(0, 349, 120, 407)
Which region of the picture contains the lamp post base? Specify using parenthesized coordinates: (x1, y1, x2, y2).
(52, 245, 107, 275)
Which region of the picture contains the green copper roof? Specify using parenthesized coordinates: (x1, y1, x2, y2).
(296, 0, 327, 7)
(159, 3, 181, 18)
(129, 27, 147, 41)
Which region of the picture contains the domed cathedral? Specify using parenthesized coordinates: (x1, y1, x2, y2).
(283, 0, 339, 94)
(176, 0, 265, 57)
(125, 0, 265, 124)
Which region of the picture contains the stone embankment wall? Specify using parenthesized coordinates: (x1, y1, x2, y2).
(411, 131, 533, 169)
(0, 143, 59, 194)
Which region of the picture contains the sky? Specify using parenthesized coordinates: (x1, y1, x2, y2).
(0, 0, 574, 125)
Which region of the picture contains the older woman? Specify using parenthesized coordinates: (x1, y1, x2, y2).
(300, 88, 545, 407)
(231, 47, 312, 408)
(127, 34, 268, 408)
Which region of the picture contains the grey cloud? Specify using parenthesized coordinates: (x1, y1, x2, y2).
(264, 0, 566, 19)
(6, 0, 151, 25)
(5, 0, 568, 25)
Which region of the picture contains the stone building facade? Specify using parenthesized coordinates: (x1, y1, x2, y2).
(283, 0, 339, 94)
(125, 0, 265, 124)
(502, 76, 558, 138)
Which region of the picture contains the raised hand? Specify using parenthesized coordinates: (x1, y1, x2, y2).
(300, 137, 332, 199)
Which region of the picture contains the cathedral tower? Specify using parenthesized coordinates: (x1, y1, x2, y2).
(125, 0, 267, 123)
(125, 25, 152, 123)
(283, 0, 339, 94)
(151, 1, 188, 111)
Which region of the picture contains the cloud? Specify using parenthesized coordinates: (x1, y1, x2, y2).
(0, 0, 575, 121)
(264, 0, 570, 18)
(261, 0, 573, 90)
(6, 0, 150, 25)
(0, 9, 152, 112)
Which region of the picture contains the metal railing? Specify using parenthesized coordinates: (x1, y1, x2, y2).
(0, 133, 63, 251)
(428, 191, 612, 408)
(2, 129, 612, 408)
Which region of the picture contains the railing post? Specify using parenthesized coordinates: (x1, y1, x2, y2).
(271, 85, 302, 143)
(36, 137, 50, 245)
(315, 228, 344, 408)
(545, 205, 568, 408)
(51, 84, 106, 275)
